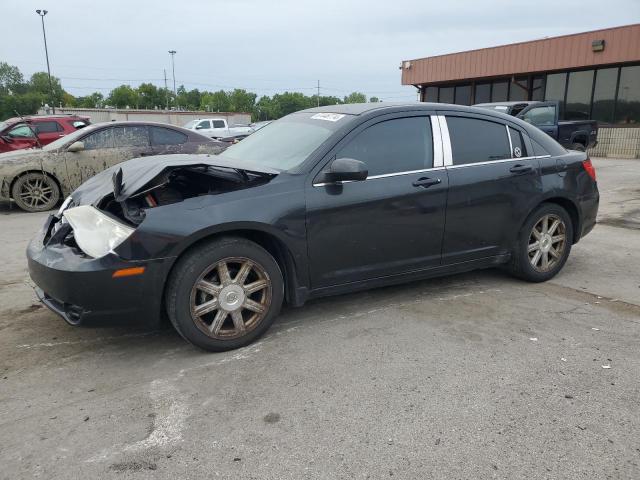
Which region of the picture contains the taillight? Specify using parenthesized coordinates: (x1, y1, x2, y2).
(582, 158, 596, 181)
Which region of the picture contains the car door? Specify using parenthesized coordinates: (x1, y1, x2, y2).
(439, 112, 543, 264)
(305, 114, 449, 289)
(517, 102, 559, 139)
(194, 120, 213, 137)
(33, 120, 65, 145)
(64, 125, 152, 190)
(2, 124, 38, 151)
(210, 119, 228, 138)
(150, 126, 190, 154)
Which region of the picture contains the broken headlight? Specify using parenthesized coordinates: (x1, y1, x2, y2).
(62, 205, 134, 258)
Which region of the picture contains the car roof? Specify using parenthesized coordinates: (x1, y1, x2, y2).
(474, 101, 538, 107)
(298, 102, 528, 122)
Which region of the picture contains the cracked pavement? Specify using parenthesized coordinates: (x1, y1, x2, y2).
(0, 157, 639, 479)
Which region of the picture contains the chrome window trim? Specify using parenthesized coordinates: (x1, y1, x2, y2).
(313, 167, 445, 187)
(445, 155, 551, 170)
(437, 115, 453, 166)
(506, 125, 514, 157)
(431, 115, 444, 168)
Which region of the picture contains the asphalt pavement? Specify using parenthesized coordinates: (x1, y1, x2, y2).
(0, 157, 639, 479)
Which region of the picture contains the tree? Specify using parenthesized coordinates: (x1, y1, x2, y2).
(76, 92, 104, 109)
(344, 92, 367, 104)
(0, 62, 25, 94)
(228, 89, 256, 113)
(29, 72, 64, 107)
(369, 96, 380, 103)
(107, 85, 138, 108)
(201, 90, 230, 112)
(137, 83, 163, 109)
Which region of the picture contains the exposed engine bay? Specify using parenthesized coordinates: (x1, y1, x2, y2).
(99, 165, 275, 225)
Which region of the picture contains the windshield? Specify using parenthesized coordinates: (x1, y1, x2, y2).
(221, 112, 349, 170)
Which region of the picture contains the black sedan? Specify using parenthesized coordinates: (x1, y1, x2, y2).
(27, 103, 599, 351)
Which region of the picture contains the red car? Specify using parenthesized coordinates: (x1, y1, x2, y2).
(0, 115, 91, 153)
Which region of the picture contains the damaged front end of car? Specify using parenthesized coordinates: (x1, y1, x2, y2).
(27, 154, 279, 326)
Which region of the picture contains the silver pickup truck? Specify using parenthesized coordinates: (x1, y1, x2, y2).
(184, 118, 254, 139)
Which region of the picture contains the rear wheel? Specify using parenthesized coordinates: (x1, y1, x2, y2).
(165, 237, 284, 351)
(510, 203, 573, 282)
(11, 172, 60, 212)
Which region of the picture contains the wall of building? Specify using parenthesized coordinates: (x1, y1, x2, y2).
(589, 127, 640, 158)
(37, 108, 252, 128)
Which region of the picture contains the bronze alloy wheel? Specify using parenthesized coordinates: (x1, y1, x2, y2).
(189, 257, 272, 339)
(13, 173, 60, 212)
(528, 214, 567, 273)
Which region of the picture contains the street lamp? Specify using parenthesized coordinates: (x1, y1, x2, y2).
(168, 50, 177, 108)
(35, 9, 55, 114)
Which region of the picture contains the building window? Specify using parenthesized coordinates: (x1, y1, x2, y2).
(565, 70, 594, 120)
(544, 73, 567, 118)
(474, 83, 491, 104)
(591, 68, 618, 124)
(454, 85, 471, 105)
(615, 65, 640, 125)
(491, 81, 509, 102)
(531, 76, 545, 101)
(439, 86, 454, 104)
(509, 76, 529, 101)
(424, 86, 438, 102)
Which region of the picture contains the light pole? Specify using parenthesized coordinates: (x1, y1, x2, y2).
(36, 9, 55, 114)
(168, 50, 177, 108)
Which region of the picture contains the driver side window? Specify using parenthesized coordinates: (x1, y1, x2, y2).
(8, 125, 35, 138)
(336, 117, 433, 177)
(83, 128, 115, 150)
(196, 120, 211, 130)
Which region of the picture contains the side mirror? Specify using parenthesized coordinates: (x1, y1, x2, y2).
(321, 158, 368, 183)
(195, 125, 205, 130)
(67, 141, 85, 152)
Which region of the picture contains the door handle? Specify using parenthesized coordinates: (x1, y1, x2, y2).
(412, 177, 441, 188)
(509, 164, 533, 174)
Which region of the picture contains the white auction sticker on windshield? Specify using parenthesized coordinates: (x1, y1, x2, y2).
(311, 113, 345, 122)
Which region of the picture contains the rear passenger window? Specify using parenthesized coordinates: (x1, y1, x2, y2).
(151, 127, 188, 145)
(212, 120, 226, 128)
(446, 116, 511, 165)
(337, 117, 433, 176)
(508, 127, 527, 158)
(35, 121, 62, 133)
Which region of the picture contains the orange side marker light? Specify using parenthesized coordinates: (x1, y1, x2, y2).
(112, 266, 146, 278)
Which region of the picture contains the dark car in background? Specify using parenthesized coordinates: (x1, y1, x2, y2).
(474, 100, 598, 151)
(27, 103, 598, 352)
(0, 121, 225, 212)
(0, 114, 90, 153)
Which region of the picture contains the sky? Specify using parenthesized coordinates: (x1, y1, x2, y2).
(2, 0, 639, 102)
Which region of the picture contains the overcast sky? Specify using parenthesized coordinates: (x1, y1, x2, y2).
(3, 0, 639, 102)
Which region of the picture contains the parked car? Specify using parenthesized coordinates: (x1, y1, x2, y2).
(473, 101, 598, 151)
(0, 114, 90, 153)
(184, 118, 253, 139)
(0, 121, 225, 212)
(27, 103, 598, 352)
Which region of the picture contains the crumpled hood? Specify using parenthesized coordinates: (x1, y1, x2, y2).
(0, 147, 44, 164)
(70, 153, 280, 205)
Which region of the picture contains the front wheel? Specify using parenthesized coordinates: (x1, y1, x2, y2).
(509, 204, 573, 282)
(165, 237, 284, 352)
(11, 172, 61, 212)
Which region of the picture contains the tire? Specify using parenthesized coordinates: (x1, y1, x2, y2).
(509, 203, 573, 282)
(165, 237, 284, 352)
(11, 172, 61, 212)
(571, 142, 586, 152)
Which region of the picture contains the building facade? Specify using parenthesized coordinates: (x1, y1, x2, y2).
(401, 24, 640, 158)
